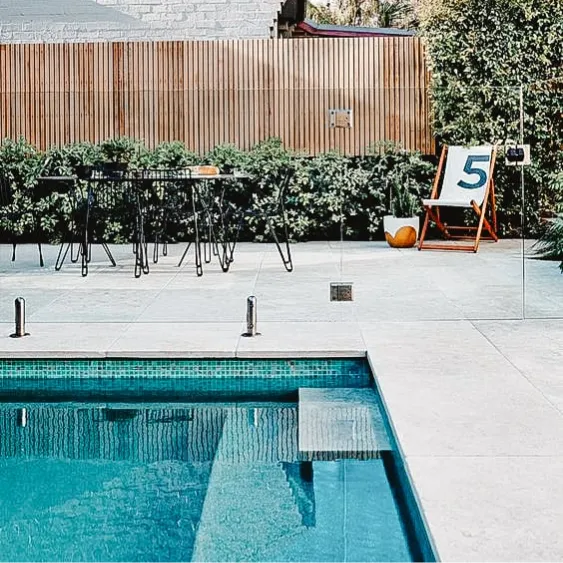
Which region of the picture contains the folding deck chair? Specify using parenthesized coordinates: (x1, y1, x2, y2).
(418, 144, 498, 252)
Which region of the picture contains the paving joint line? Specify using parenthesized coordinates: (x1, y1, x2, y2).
(470, 319, 563, 418)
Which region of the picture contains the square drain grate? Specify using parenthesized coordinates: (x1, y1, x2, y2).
(330, 282, 353, 302)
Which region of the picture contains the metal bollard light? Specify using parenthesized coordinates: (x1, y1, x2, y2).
(242, 295, 260, 337)
(10, 297, 30, 338)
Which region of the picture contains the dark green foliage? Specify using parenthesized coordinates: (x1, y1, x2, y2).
(149, 142, 200, 169)
(0, 138, 55, 240)
(292, 151, 373, 240)
(202, 144, 247, 172)
(421, 0, 563, 237)
(100, 137, 143, 166)
(364, 143, 435, 221)
(532, 215, 563, 272)
(0, 137, 435, 243)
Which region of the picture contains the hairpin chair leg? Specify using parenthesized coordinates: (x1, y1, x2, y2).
(81, 240, 89, 277)
(138, 231, 149, 276)
(81, 223, 90, 278)
(55, 242, 71, 270)
(178, 242, 192, 267)
(205, 217, 232, 272)
(203, 222, 212, 264)
(101, 243, 117, 267)
(134, 239, 143, 278)
(192, 186, 203, 277)
(153, 238, 160, 264)
(159, 211, 170, 259)
(213, 211, 243, 272)
(37, 243, 44, 268)
(80, 185, 97, 277)
(134, 239, 148, 278)
(266, 216, 293, 272)
(70, 241, 80, 263)
(143, 241, 149, 274)
(194, 241, 203, 277)
(133, 194, 149, 278)
(280, 202, 293, 272)
(263, 191, 293, 272)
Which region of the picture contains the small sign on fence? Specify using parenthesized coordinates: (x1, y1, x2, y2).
(329, 109, 353, 129)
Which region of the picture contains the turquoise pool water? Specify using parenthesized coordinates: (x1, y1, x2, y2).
(0, 360, 435, 562)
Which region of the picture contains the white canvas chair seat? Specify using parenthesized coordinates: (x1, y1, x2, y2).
(418, 144, 498, 253)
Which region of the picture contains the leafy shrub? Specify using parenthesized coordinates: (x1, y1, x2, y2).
(292, 152, 374, 240)
(203, 144, 247, 172)
(0, 138, 55, 240)
(100, 137, 143, 165)
(533, 215, 563, 272)
(363, 143, 435, 227)
(150, 142, 200, 169)
(0, 136, 436, 243)
(420, 0, 563, 236)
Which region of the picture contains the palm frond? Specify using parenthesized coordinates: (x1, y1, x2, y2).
(377, 0, 414, 28)
(307, 2, 341, 24)
(532, 215, 563, 272)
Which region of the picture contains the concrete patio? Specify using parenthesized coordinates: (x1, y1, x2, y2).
(1, 239, 563, 561)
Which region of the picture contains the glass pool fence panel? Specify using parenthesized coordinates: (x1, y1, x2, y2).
(522, 83, 563, 319)
(0, 85, 526, 323)
(336, 85, 525, 323)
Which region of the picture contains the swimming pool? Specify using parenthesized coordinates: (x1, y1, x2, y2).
(0, 359, 436, 562)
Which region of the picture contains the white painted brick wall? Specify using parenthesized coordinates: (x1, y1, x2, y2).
(0, 0, 283, 43)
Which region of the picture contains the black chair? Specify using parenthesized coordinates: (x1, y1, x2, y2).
(51, 176, 84, 270)
(82, 171, 136, 277)
(0, 172, 45, 267)
(139, 170, 196, 268)
(213, 169, 294, 272)
(251, 168, 294, 272)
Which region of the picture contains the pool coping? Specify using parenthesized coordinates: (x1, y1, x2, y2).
(0, 350, 367, 359)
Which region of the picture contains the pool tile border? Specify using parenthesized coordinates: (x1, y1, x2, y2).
(0, 357, 370, 381)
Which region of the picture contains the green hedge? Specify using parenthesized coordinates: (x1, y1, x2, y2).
(0, 137, 436, 244)
(420, 0, 563, 237)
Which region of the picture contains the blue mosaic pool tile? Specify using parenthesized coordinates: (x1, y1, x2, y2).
(0, 359, 371, 400)
(0, 359, 368, 381)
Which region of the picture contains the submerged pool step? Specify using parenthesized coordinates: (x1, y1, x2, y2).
(298, 388, 391, 460)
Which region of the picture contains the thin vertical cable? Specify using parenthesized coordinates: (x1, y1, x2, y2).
(520, 84, 526, 320)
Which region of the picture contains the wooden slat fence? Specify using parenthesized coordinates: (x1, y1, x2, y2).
(0, 37, 433, 155)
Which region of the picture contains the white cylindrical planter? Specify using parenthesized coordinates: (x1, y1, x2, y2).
(383, 215, 420, 248)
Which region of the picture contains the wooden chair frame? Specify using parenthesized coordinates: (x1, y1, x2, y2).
(418, 144, 498, 253)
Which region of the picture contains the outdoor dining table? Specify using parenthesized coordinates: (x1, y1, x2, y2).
(38, 167, 293, 277)
(39, 170, 256, 278)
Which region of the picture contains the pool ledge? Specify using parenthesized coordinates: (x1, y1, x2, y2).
(0, 322, 367, 360)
